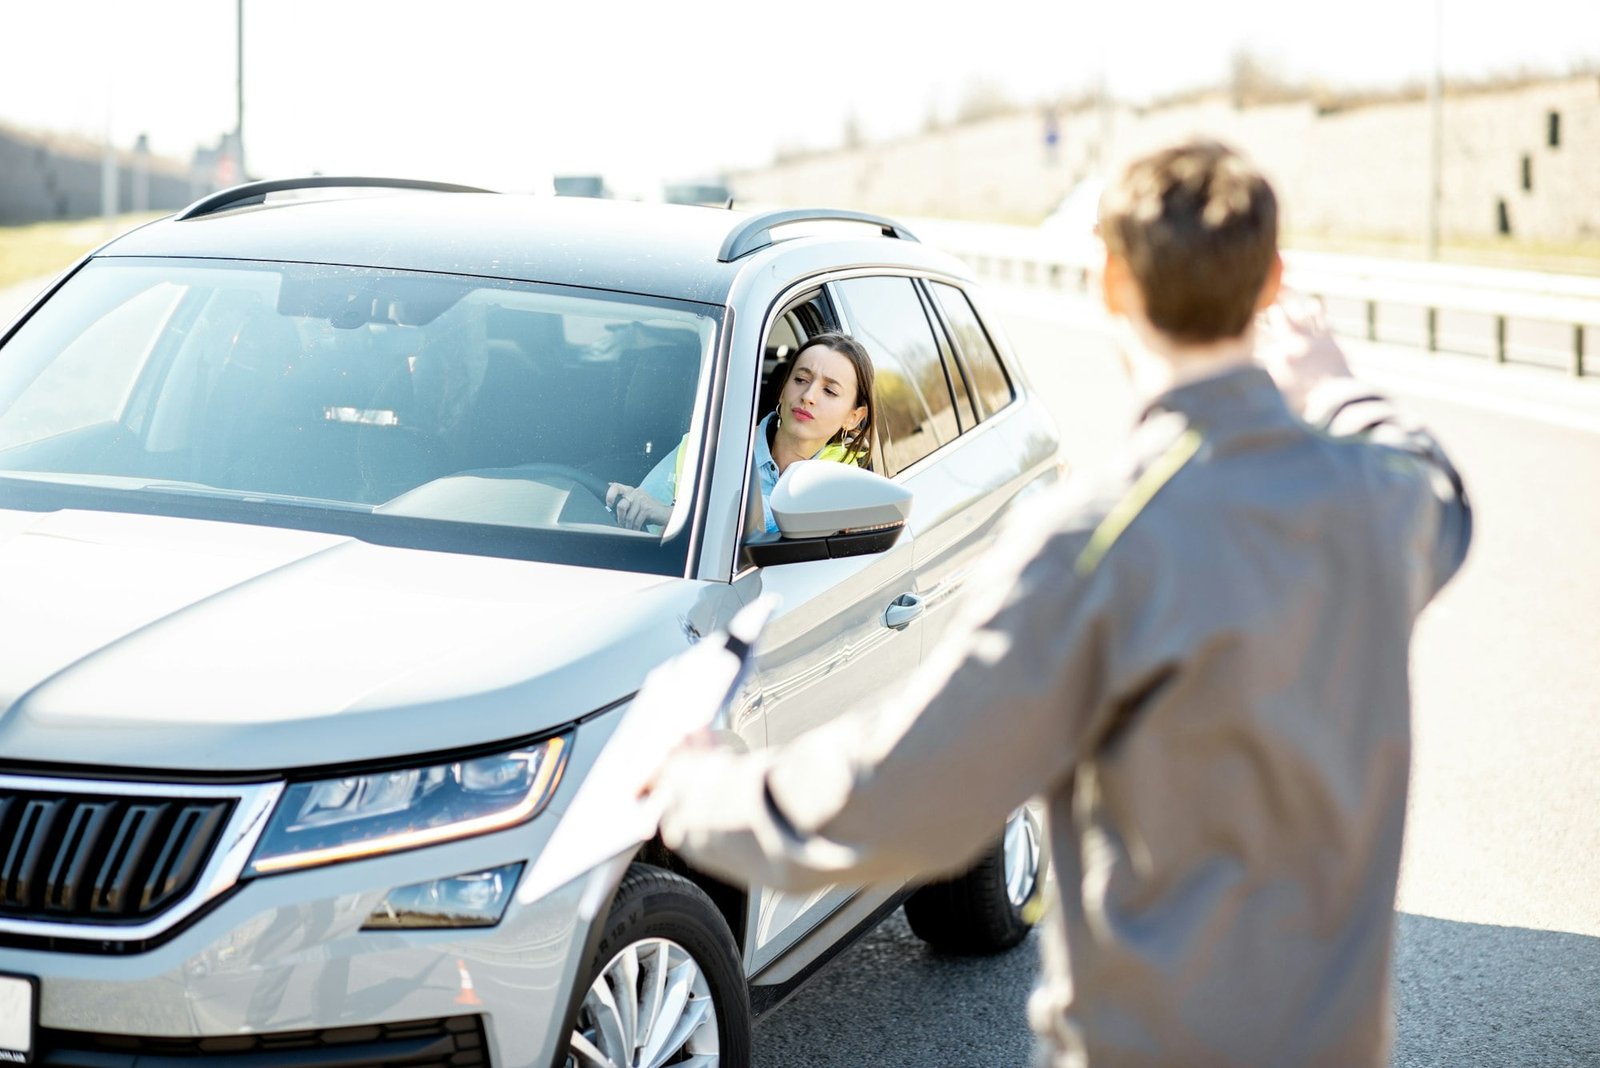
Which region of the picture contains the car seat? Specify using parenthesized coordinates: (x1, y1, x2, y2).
(201, 311, 449, 502)
(609, 332, 702, 485)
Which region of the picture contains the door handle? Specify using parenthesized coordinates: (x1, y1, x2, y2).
(883, 593, 925, 630)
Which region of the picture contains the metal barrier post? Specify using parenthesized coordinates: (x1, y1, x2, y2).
(1576, 324, 1587, 377)
(1495, 316, 1508, 363)
(1366, 300, 1377, 341)
(1426, 307, 1438, 352)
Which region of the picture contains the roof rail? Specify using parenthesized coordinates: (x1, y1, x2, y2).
(718, 209, 918, 263)
(176, 176, 497, 221)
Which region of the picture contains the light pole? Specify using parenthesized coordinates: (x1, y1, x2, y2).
(101, 105, 118, 224)
(235, 0, 246, 181)
(1425, 0, 1442, 260)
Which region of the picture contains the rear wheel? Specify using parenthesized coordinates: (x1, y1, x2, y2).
(567, 864, 750, 1068)
(903, 805, 1044, 955)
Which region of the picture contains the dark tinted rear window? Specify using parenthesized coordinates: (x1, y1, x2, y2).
(929, 282, 1014, 418)
(834, 276, 957, 475)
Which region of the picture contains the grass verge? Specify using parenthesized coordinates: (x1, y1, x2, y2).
(1283, 230, 1600, 277)
(0, 213, 166, 290)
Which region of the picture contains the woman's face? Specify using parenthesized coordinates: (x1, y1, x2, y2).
(780, 344, 866, 442)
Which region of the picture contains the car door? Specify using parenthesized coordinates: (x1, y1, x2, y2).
(902, 277, 1058, 653)
(727, 287, 925, 978)
(721, 274, 1058, 982)
(831, 273, 1039, 657)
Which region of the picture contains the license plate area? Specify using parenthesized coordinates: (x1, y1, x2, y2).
(0, 974, 34, 1064)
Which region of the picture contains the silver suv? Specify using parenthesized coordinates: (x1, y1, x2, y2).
(0, 178, 1060, 1067)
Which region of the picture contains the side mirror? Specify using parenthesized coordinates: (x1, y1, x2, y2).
(745, 461, 913, 567)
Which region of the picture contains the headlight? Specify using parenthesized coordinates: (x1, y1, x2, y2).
(246, 735, 569, 875)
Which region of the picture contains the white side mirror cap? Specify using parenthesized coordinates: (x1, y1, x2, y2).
(769, 460, 913, 540)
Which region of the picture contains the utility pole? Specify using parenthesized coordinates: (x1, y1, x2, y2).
(133, 134, 151, 212)
(101, 106, 118, 224)
(235, 0, 246, 181)
(1425, 0, 1443, 260)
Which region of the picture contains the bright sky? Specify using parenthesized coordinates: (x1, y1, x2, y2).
(3, 1, 1596, 196)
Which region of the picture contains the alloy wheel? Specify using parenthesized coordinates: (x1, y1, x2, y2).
(568, 936, 720, 1068)
(1003, 805, 1042, 908)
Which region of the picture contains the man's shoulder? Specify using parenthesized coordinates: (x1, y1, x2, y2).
(998, 412, 1202, 574)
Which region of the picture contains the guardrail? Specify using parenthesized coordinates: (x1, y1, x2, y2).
(910, 217, 1600, 377)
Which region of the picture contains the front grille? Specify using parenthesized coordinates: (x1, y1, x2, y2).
(0, 786, 234, 924)
(39, 1015, 488, 1067)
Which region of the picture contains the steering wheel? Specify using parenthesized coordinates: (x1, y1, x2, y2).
(503, 462, 615, 505)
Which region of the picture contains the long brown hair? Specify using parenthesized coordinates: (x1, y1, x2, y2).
(775, 332, 877, 468)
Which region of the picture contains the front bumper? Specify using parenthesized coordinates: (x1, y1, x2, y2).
(0, 826, 605, 1068)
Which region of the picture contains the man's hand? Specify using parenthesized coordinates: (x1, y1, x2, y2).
(606, 482, 671, 531)
(1255, 290, 1355, 417)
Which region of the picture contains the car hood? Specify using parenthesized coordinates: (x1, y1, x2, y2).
(0, 508, 723, 773)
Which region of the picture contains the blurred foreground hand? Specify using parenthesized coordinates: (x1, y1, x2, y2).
(1255, 291, 1356, 416)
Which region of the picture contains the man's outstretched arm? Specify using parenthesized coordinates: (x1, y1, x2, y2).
(653, 502, 1114, 894)
(1257, 297, 1473, 599)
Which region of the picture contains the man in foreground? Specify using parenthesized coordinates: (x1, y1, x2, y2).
(649, 139, 1472, 1066)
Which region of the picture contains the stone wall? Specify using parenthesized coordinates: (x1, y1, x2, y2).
(0, 124, 202, 225)
(730, 76, 1600, 245)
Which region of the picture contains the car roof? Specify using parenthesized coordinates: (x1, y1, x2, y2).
(98, 191, 958, 306)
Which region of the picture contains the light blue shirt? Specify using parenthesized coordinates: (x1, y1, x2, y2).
(750, 412, 783, 534)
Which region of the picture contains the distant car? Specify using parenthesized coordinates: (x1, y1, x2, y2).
(664, 180, 732, 207)
(553, 174, 609, 199)
(0, 179, 1059, 1067)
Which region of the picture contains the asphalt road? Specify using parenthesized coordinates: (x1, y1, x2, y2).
(755, 288, 1600, 1067)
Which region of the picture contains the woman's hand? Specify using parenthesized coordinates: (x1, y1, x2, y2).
(606, 482, 671, 531)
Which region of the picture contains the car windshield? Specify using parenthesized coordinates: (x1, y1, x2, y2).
(0, 257, 720, 575)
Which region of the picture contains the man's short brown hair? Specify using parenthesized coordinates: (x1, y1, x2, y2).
(1098, 140, 1278, 344)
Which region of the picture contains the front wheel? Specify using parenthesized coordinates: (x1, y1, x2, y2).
(903, 804, 1045, 955)
(567, 864, 750, 1068)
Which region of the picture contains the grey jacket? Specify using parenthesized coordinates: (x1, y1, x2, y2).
(657, 365, 1472, 1067)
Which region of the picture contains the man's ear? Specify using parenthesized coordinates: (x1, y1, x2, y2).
(1102, 252, 1138, 318)
(1254, 253, 1284, 312)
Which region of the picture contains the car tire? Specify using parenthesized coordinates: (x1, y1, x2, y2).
(903, 805, 1044, 955)
(567, 864, 751, 1068)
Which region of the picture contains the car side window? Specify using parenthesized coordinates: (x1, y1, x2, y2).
(915, 281, 978, 433)
(928, 282, 1015, 419)
(832, 276, 957, 477)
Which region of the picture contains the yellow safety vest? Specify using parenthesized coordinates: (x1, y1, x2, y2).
(669, 430, 863, 499)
